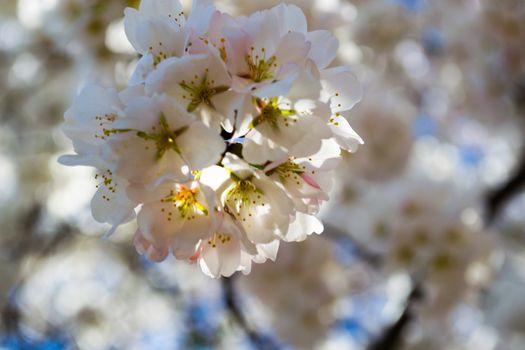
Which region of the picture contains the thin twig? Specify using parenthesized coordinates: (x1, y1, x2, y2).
(222, 277, 280, 350)
(486, 149, 525, 224)
(323, 223, 382, 267)
(367, 283, 423, 350)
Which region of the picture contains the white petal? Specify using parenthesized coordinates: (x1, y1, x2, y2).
(270, 4, 307, 34)
(273, 32, 310, 78)
(124, 8, 143, 52)
(243, 9, 280, 55)
(118, 95, 159, 130)
(284, 212, 323, 242)
(321, 67, 362, 113)
(217, 237, 243, 277)
(307, 31, 339, 69)
(250, 73, 298, 98)
(134, 19, 186, 57)
(200, 165, 230, 191)
(119, 84, 145, 104)
(129, 54, 155, 85)
(91, 179, 136, 228)
(171, 235, 202, 260)
(186, 0, 216, 36)
(111, 136, 189, 186)
(139, 0, 185, 25)
(137, 200, 184, 244)
(200, 245, 221, 278)
(146, 51, 231, 115)
(238, 251, 253, 274)
(58, 154, 90, 167)
(243, 130, 287, 165)
(256, 240, 280, 262)
(134, 230, 170, 262)
(288, 114, 332, 158)
(296, 138, 341, 170)
(329, 115, 364, 152)
(178, 122, 226, 171)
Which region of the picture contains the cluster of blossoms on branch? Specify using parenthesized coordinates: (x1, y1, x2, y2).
(326, 176, 496, 326)
(59, 0, 362, 278)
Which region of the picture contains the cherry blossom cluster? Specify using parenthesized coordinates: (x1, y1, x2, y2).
(326, 177, 496, 321)
(59, 0, 362, 278)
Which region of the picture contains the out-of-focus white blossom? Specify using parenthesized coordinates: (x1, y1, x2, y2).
(16, 238, 183, 350)
(17, 0, 139, 76)
(325, 173, 498, 329)
(342, 84, 415, 182)
(240, 236, 349, 349)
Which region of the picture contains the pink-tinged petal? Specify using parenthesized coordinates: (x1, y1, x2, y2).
(133, 230, 169, 262)
(301, 173, 321, 190)
(189, 246, 203, 263)
(223, 26, 251, 77)
(133, 230, 150, 255)
(171, 236, 201, 260)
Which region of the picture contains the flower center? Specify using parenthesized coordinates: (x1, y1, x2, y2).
(267, 159, 304, 184)
(432, 253, 453, 271)
(94, 113, 119, 140)
(94, 169, 117, 201)
(160, 185, 208, 220)
(396, 246, 415, 265)
(225, 175, 265, 218)
(136, 114, 187, 160)
(251, 98, 297, 130)
(179, 72, 229, 112)
(207, 232, 232, 248)
(244, 47, 278, 83)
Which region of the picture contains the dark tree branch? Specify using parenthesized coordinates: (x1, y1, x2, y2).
(486, 149, 525, 224)
(486, 77, 525, 224)
(222, 277, 280, 350)
(323, 223, 382, 267)
(367, 283, 423, 350)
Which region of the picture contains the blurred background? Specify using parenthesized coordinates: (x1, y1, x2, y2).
(1, 0, 525, 349)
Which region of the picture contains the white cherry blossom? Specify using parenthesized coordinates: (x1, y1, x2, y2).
(146, 47, 239, 131)
(217, 154, 294, 244)
(267, 139, 342, 242)
(134, 179, 215, 260)
(242, 71, 332, 164)
(197, 211, 256, 278)
(59, 0, 363, 277)
(107, 95, 225, 187)
(222, 5, 311, 97)
(59, 84, 138, 234)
